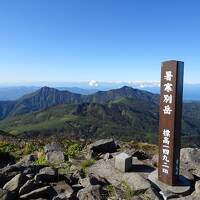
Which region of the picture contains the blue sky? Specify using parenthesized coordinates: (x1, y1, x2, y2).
(0, 0, 200, 84)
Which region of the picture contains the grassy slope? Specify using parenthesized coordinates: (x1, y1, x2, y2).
(0, 98, 159, 142)
(0, 97, 200, 145)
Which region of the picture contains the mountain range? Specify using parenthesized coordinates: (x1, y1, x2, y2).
(1, 83, 200, 101)
(0, 86, 199, 145)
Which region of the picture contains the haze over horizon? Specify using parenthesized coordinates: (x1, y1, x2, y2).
(1, 0, 200, 83)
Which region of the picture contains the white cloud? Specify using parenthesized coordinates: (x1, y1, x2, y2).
(89, 80, 98, 87)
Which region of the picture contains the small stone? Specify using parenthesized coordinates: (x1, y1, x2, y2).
(114, 152, 132, 172)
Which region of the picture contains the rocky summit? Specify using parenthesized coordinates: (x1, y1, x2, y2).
(0, 138, 200, 200)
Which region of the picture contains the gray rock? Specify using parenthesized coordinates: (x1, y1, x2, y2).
(86, 149, 95, 160)
(46, 151, 65, 163)
(0, 158, 43, 187)
(44, 143, 64, 163)
(180, 148, 200, 164)
(0, 188, 16, 200)
(3, 173, 29, 192)
(79, 173, 108, 188)
(195, 180, 200, 194)
(0, 164, 27, 187)
(79, 178, 90, 188)
(19, 186, 56, 199)
(77, 185, 106, 200)
(88, 139, 118, 157)
(52, 181, 74, 198)
(35, 167, 58, 182)
(114, 152, 132, 172)
(88, 159, 150, 192)
(179, 167, 195, 181)
(148, 170, 191, 196)
(19, 179, 43, 195)
(180, 148, 200, 178)
(44, 143, 63, 153)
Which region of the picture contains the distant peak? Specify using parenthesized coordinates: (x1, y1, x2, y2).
(35, 86, 59, 95)
(121, 86, 132, 89)
(40, 86, 52, 90)
(39, 86, 58, 92)
(119, 86, 134, 91)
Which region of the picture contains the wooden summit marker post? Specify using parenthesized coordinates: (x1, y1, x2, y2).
(158, 60, 184, 186)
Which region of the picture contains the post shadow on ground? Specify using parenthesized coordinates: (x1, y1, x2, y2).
(127, 164, 155, 173)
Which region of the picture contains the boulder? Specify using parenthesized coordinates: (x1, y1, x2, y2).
(180, 148, 200, 178)
(0, 164, 26, 187)
(77, 185, 106, 200)
(35, 167, 58, 182)
(19, 186, 56, 199)
(88, 159, 150, 192)
(0, 188, 16, 200)
(44, 143, 63, 153)
(87, 139, 118, 158)
(180, 148, 200, 165)
(3, 173, 29, 192)
(44, 143, 64, 163)
(46, 151, 65, 163)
